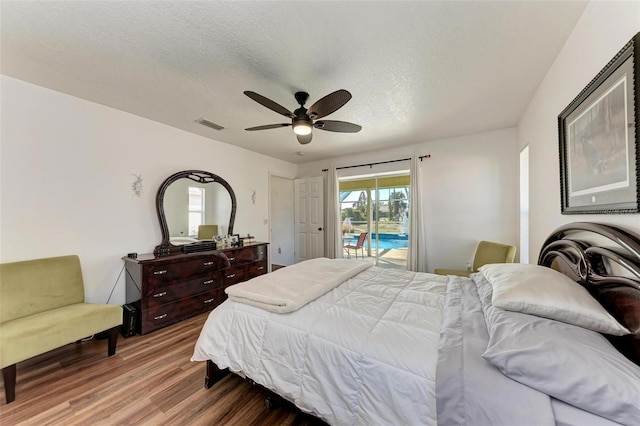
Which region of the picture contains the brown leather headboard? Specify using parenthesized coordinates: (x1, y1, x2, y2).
(538, 222, 640, 365)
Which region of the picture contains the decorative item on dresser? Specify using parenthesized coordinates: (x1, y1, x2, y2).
(123, 242, 268, 335)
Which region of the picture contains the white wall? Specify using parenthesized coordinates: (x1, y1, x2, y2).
(518, 1, 640, 260)
(0, 76, 297, 305)
(269, 175, 295, 266)
(297, 128, 519, 272)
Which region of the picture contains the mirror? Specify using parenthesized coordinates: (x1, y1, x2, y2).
(154, 170, 237, 256)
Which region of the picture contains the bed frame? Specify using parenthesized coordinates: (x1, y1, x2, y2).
(538, 222, 640, 365)
(204, 221, 640, 397)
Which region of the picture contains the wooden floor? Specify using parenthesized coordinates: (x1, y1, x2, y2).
(0, 312, 326, 425)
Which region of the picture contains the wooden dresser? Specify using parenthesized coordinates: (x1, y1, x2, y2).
(124, 242, 268, 334)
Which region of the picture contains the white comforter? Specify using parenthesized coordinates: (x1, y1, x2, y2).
(192, 265, 447, 425)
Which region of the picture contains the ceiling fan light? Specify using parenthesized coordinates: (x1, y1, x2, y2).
(293, 119, 312, 135)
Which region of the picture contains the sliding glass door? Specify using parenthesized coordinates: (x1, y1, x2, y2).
(339, 173, 410, 268)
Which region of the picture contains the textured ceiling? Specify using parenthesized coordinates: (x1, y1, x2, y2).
(1, 1, 588, 164)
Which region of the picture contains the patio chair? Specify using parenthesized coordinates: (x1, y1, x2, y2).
(345, 232, 368, 259)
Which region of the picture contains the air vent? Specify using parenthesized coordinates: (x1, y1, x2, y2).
(195, 118, 225, 131)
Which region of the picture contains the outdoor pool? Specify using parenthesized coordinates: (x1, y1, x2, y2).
(346, 233, 408, 250)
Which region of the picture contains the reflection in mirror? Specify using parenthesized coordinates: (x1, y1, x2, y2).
(163, 179, 232, 243)
(154, 170, 236, 257)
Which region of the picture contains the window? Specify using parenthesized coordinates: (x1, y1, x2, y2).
(339, 174, 410, 268)
(188, 186, 205, 236)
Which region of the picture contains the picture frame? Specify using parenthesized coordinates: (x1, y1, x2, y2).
(558, 32, 640, 214)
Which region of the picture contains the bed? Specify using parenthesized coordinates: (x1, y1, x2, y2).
(191, 222, 640, 425)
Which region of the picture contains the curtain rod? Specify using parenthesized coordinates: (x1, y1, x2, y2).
(322, 154, 430, 172)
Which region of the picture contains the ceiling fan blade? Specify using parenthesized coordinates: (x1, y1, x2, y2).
(244, 91, 294, 118)
(307, 90, 352, 119)
(297, 133, 313, 144)
(245, 123, 291, 131)
(314, 120, 362, 133)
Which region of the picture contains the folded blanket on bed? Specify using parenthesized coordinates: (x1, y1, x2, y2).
(225, 257, 373, 313)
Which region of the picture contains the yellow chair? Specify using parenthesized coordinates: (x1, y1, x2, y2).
(197, 225, 218, 240)
(434, 240, 516, 277)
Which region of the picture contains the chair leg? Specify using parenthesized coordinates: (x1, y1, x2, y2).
(2, 327, 120, 405)
(107, 326, 119, 356)
(3, 364, 16, 404)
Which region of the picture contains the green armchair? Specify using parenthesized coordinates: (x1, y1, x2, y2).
(0, 255, 122, 403)
(434, 240, 517, 277)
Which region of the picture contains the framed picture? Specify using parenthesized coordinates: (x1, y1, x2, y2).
(559, 32, 639, 214)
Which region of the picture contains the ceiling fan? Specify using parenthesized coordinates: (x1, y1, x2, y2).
(244, 90, 362, 144)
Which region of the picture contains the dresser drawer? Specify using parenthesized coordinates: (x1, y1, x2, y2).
(251, 260, 268, 277)
(140, 289, 222, 333)
(222, 266, 250, 286)
(146, 256, 225, 285)
(223, 245, 265, 266)
(143, 273, 222, 309)
(223, 260, 268, 287)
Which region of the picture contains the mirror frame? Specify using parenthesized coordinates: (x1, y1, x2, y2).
(154, 170, 237, 256)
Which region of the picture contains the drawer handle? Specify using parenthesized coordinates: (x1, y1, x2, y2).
(154, 314, 168, 320)
(228, 257, 236, 261)
(203, 298, 215, 304)
(257, 266, 264, 270)
(153, 270, 167, 275)
(153, 291, 167, 298)
(203, 279, 214, 285)
(227, 273, 236, 279)
(203, 261, 214, 266)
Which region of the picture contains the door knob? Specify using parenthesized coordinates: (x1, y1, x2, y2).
(318, 227, 323, 231)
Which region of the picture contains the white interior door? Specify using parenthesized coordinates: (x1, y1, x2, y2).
(294, 176, 324, 263)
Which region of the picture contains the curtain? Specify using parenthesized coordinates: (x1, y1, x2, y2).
(408, 155, 426, 271)
(325, 165, 343, 258)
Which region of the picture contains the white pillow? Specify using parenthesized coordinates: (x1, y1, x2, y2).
(471, 273, 640, 425)
(478, 263, 629, 336)
(479, 298, 640, 425)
